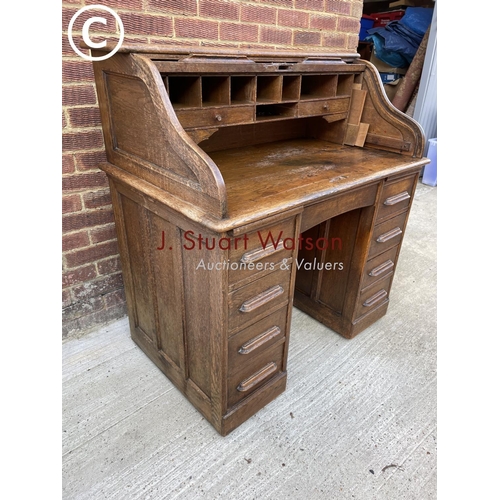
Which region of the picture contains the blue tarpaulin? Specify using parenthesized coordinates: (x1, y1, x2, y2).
(366, 7, 433, 68)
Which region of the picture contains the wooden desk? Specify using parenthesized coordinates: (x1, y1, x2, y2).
(91, 45, 429, 435)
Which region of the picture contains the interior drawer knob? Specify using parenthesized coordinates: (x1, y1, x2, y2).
(323, 104, 329, 111)
(214, 114, 222, 121)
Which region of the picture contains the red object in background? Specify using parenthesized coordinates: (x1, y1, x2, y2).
(370, 10, 405, 28)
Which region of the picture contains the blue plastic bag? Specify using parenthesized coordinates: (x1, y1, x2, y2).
(366, 32, 408, 68)
(400, 7, 434, 36)
(366, 7, 434, 67)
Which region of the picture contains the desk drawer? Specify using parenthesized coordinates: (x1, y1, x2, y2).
(368, 211, 408, 259)
(361, 245, 399, 290)
(228, 342, 284, 408)
(175, 105, 253, 129)
(228, 268, 291, 333)
(377, 174, 416, 222)
(229, 217, 295, 286)
(355, 274, 393, 319)
(228, 306, 288, 378)
(298, 98, 349, 117)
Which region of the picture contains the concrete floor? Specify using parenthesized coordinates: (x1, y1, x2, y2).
(63, 182, 437, 500)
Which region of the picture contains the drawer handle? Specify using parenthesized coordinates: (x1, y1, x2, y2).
(239, 285, 284, 313)
(384, 191, 410, 206)
(214, 114, 222, 122)
(237, 362, 278, 392)
(240, 242, 285, 264)
(376, 227, 402, 243)
(369, 259, 394, 277)
(238, 326, 282, 355)
(363, 289, 388, 308)
(323, 104, 329, 111)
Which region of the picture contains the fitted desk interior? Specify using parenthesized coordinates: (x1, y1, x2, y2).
(91, 45, 429, 435)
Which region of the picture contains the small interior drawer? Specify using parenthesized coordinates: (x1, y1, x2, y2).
(175, 105, 253, 129)
(228, 268, 291, 333)
(229, 216, 296, 286)
(376, 174, 416, 222)
(355, 273, 393, 319)
(368, 211, 408, 259)
(228, 306, 288, 378)
(227, 342, 284, 408)
(361, 245, 399, 290)
(297, 97, 350, 117)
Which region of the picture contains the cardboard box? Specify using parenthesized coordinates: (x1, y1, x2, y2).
(389, 0, 418, 7)
(370, 52, 408, 75)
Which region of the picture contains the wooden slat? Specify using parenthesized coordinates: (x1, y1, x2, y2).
(347, 88, 367, 126)
(354, 123, 370, 147)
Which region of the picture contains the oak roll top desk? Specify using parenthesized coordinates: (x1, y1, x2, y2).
(91, 45, 429, 436)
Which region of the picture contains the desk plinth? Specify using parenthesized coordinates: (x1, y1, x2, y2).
(91, 45, 429, 435)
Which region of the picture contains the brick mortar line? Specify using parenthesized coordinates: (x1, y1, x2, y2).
(62, 168, 107, 174)
(63, 285, 124, 302)
(63, 128, 104, 135)
(61, 81, 97, 85)
(62, 155, 105, 163)
(62, 220, 116, 229)
(62, 260, 112, 276)
(63, 165, 105, 172)
(73, 280, 123, 290)
(62, 124, 103, 132)
(62, 223, 116, 237)
(62, 248, 118, 264)
(62, 224, 116, 237)
(63, 252, 121, 269)
(63, 241, 119, 258)
(63, 256, 117, 269)
(62, 196, 111, 207)
(62, 109, 101, 114)
(62, 148, 105, 154)
(62, 265, 98, 279)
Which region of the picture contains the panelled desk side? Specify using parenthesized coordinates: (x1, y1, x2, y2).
(91, 46, 429, 435)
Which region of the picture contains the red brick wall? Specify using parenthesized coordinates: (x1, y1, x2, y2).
(62, 0, 363, 338)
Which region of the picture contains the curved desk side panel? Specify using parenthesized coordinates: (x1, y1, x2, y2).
(359, 60, 426, 157)
(92, 52, 227, 218)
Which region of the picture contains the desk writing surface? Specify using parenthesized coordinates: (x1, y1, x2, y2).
(208, 138, 427, 221)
